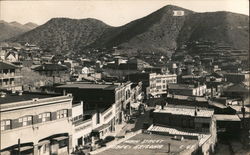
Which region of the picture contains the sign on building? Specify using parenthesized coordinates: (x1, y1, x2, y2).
(173, 10, 185, 16)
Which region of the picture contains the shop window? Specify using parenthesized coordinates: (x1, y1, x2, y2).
(57, 109, 68, 119)
(1, 120, 11, 131)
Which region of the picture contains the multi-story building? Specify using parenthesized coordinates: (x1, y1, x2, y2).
(127, 73, 177, 98)
(168, 83, 207, 97)
(224, 72, 249, 84)
(0, 92, 73, 155)
(151, 105, 217, 154)
(56, 81, 133, 125)
(33, 63, 69, 77)
(0, 61, 22, 91)
(149, 73, 177, 97)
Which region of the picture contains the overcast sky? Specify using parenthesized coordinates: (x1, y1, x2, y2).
(1, 0, 249, 26)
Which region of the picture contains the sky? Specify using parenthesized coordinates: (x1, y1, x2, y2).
(0, 0, 249, 26)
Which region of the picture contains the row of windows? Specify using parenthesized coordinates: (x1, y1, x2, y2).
(156, 79, 176, 83)
(1, 109, 68, 131)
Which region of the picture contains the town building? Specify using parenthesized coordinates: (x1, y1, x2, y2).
(168, 83, 207, 97)
(149, 73, 177, 97)
(127, 73, 177, 99)
(0, 92, 73, 155)
(0, 61, 22, 91)
(151, 105, 217, 154)
(33, 63, 69, 77)
(56, 81, 133, 125)
(224, 72, 249, 84)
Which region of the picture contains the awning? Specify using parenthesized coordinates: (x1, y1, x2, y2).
(0, 151, 11, 155)
(53, 136, 68, 141)
(38, 140, 50, 145)
(92, 123, 110, 132)
(14, 146, 33, 152)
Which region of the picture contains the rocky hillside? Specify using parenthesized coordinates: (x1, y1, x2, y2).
(10, 18, 112, 53)
(177, 11, 249, 50)
(8, 5, 249, 54)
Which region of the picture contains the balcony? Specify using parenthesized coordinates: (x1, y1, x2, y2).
(0, 73, 22, 79)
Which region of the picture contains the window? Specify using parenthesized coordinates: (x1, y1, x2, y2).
(19, 116, 32, 126)
(57, 109, 68, 119)
(156, 80, 161, 83)
(202, 123, 210, 128)
(1, 120, 11, 131)
(39, 112, 51, 122)
(59, 139, 68, 148)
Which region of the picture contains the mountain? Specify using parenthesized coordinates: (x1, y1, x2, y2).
(24, 22, 39, 29)
(0, 21, 38, 41)
(177, 11, 249, 50)
(9, 18, 111, 53)
(9, 5, 249, 54)
(89, 5, 194, 54)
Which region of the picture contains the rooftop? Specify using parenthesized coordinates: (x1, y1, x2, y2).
(154, 106, 214, 117)
(148, 125, 211, 146)
(0, 61, 19, 70)
(168, 83, 198, 90)
(0, 92, 72, 111)
(57, 82, 119, 90)
(214, 114, 241, 121)
(33, 63, 68, 71)
(0, 92, 60, 104)
(223, 83, 249, 93)
(97, 133, 198, 155)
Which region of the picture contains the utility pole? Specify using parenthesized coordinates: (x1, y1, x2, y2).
(18, 138, 21, 155)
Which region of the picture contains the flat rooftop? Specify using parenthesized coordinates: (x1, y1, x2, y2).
(154, 106, 214, 117)
(97, 133, 198, 155)
(214, 114, 241, 121)
(0, 92, 59, 104)
(168, 83, 196, 90)
(0, 92, 71, 111)
(57, 83, 118, 90)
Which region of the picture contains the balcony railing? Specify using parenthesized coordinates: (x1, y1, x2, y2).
(0, 73, 22, 79)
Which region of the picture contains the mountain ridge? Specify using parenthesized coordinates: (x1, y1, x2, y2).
(6, 5, 249, 54)
(0, 20, 38, 41)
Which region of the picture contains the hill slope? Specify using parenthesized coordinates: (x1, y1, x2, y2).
(177, 11, 249, 50)
(0, 21, 38, 41)
(10, 18, 112, 53)
(89, 5, 194, 53)
(9, 5, 249, 54)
